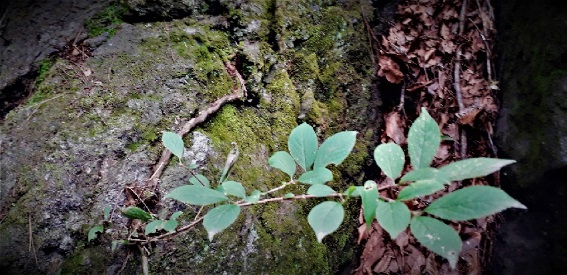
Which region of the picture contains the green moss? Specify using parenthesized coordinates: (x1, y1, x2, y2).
(59, 245, 110, 274)
(85, 4, 125, 37)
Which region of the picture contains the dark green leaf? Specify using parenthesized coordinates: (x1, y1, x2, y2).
(408, 108, 441, 169)
(425, 185, 527, 221)
(88, 225, 104, 242)
(308, 201, 344, 242)
(221, 181, 246, 198)
(438, 158, 516, 181)
(400, 167, 450, 185)
(121, 207, 152, 221)
(374, 143, 405, 180)
(145, 220, 163, 235)
(314, 131, 358, 169)
(203, 204, 241, 241)
(189, 174, 210, 187)
(361, 181, 379, 230)
(245, 190, 261, 203)
(162, 131, 184, 160)
(298, 167, 333, 185)
(268, 151, 297, 179)
(376, 200, 410, 239)
(410, 216, 462, 269)
(307, 184, 336, 197)
(288, 123, 318, 171)
(397, 180, 445, 201)
(165, 185, 228, 206)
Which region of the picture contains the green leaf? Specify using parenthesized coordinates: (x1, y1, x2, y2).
(408, 108, 441, 169)
(245, 190, 261, 203)
(425, 185, 527, 221)
(399, 167, 450, 185)
(376, 200, 410, 239)
(410, 216, 462, 269)
(165, 185, 228, 206)
(288, 123, 318, 171)
(397, 180, 445, 201)
(145, 220, 163, 235)
(163, 219, 178, 232)
(269, 151, 297, 179)
(162, 131, 184, 160)
(111, 240, 119, 252)
(203, 204, 241, 241)
(361, 181, 379, 230)
(374, 143, 405, 180)
(308, 201, 344, 242)
(344, 186, 364, 197)
(438, 158, 516, 181)
(221, 181, 246, 198)
(189, 174, 210, 187)
(314, 131, 357, 169)
(298, 167, 333, 185)
(103, 206, 111, 220)
(121, 207, 152, 221)
(307, 184, 336, 197)
(284, 192, 295, 199)
(88, 225, 104, 242)
(170, 211, 183, 220)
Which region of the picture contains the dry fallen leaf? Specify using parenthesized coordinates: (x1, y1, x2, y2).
(384, 111, 406, 144)
(378, 55, 404, 83)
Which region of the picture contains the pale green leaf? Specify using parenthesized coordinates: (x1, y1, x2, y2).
(425, 185, 527, 221)
(361, 181, 379, 230)
(408, 108, 441, 169)
(268, 151, 297, 179)
(376, 200, 410, 239)
(103, 206, 111, 221)
(438, 158, 516, 181)
(307, 184, 336, 197)
(314, 131, 357, 169)
(170, 211, 183, 220)
(121, 207, 152, 221)
(298, 167, 333, 185)
(189, 174, 210, 187)
(165, 185, 228, 206)
(203, 204, 241, 241)
(163, 219, 178, 232)
(344, 186, 364, 197)
(162, 131, 184, 160)
(284, 192, 295, 199)
(397, 180, 445, 201)
(145, 220, 163, 235)
(288, 123, 318, 171)
(88, 225, 104, 242)
(308, 201, 344, 242)
(221, 181, 246, 198)
(400, 167, 450, 185)
(244, 190, 261, 203)
(410, 216, 462, 269)
(374, 143, 405, 180)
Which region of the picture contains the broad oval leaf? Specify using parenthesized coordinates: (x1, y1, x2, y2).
(314, 131, 357, 169)
(399, 167, 450, 185)
(288, 123, 318, 171)
(397, 180, 445, 201)
(165, 185, 228, 206)
(244, 190, 261, 203)
(189, 174, 210, 187)
(162, 131, 184, 159)
(374, 143, 405, 180)
(284, 192, 295, 199)
(88, 225, 104, 242)
(376, 200, 410, 239)
(145, 220, 163, 235)
(425, 185, 527, 221)
(410, 216, 462, 269)
(307, 184, 336, 197)
(438, 158, 516, 181)
(361, 181, 379, 230)
(221, 181, 246, 198)
(170, 211, 183, 220)
(298, 167, 333, 185)
(163, 219, 178, 232)
(268, 151, 297, 179)
(121, 206, 152, 221)
(408, 108, 440, 169)
(308, 201, 344, 242)
(203, 204, 241, 241)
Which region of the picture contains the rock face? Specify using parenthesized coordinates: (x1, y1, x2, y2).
(0, 0, 379, 273)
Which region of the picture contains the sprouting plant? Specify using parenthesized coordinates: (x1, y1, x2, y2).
(117, 107, 524, 269)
